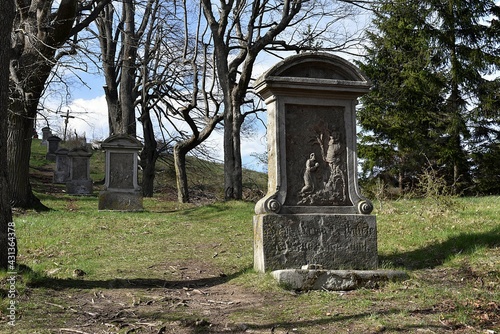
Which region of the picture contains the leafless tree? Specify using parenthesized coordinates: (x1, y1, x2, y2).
(8, 0, 110, 209)
(200, 0, 364, 200)
(94, 0, 224, 201)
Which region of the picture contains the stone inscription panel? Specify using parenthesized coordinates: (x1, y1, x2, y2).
(285, 104, 351, 206)
(72, 157, 89, 180)
(108, 152, 135, 189)
(254, 214, 377, 271)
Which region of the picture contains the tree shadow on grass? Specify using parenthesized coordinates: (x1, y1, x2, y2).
(22, 265, 251, 291)
(379, 225, 500, 270)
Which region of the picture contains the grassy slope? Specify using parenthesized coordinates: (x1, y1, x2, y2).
(0, 139, 498, 333)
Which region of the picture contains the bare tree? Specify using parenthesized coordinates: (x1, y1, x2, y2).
(1, 0, 16, 270)
(95, 0, 156, 137)
(95, 1, 224, 201)
(8, 0, 110, 209)
(200, 0, 362, 200)
(145, 2, 224, 203)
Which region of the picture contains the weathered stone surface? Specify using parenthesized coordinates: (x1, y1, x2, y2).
(41, 127, 51, 145)
(66, 179, 93, 195)
(254, 214, 377, 272)
(253, 53, 376, 276)
(272, 269, 409, 291)
(98, 134, 143, 211)
(66, 147, 93, 195)
(53, 148, 70, 183)
(46, 135, 61, 161)
(98, 190, 143, 211)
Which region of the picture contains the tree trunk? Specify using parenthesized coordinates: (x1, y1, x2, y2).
(7, 0, 82, 210)
(223, 100, 244, 201)
(0, 0, 15, 271)
(174, 144, 189, 203)
(140, 109, 158, 197)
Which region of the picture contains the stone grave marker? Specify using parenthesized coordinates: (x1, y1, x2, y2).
(253, 53, 407, 289)
(66, 147, 93, 195)
(53, 148, 70, 184)
(46, 135, 62, 161)
(41, 127, 52, 145)
(98, 134, 143, 211)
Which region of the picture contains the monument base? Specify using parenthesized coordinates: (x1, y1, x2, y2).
(98, 190, 143, 211)
(53, 172, 69, 184)
(272, 268, 408, 291)
(254, 213, 377, 272)
(66, 180, 93, 195)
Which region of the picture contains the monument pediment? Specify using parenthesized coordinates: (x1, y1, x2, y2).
(101, 134, 143, 150)
(255, 53, 370, 98)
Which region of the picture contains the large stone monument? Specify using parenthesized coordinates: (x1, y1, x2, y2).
(254, 53, 375, 271)
(98, 134, 143, 211)
(253, 53, 407, 289)
(66, 147, 93, 195)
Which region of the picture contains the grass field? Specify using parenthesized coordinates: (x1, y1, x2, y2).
(0, 140, 498, 333)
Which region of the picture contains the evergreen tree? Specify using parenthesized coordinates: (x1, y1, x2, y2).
(359, 0, 500, 194)
(358, 0, 446, 191)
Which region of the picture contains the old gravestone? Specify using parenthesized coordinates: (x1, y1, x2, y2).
(66, 147, 93, 195)
(98, 134, 143, 211)
(41, 127, 52, 145)
(46, 135, 62, 161)
(53, 148, 70, 183)
(253, 53, 375, 270)
(253, 53, 406, 289)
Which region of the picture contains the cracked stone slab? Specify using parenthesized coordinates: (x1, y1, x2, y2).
(272, 269, 409, 291)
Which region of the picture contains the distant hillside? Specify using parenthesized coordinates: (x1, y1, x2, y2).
(28, 138, 267, 203)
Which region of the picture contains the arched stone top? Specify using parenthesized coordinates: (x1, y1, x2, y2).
(254, 53, 370, 99)
(258, 52, 369, 82)
(101, 134, 143, 150)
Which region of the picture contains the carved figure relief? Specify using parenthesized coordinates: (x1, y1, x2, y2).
(297, 125, 348, 206)
(300, 153, 320, 194)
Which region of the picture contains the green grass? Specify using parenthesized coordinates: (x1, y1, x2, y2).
(1, 195, 498, 333)
(0, 140, 498, 333)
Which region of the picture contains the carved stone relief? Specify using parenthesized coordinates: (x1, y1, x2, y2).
(285, 104, 351, 206)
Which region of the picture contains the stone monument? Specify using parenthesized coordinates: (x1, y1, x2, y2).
(253, 53, 407, 290)
(98, 134, 143, 211)
(46, 135, 62, 161)
(53, 148, 70, 183)
(66, 147, 93, 195)
(41, 127, 52, 145)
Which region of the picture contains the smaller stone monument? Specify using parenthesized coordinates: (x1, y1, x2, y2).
(41, 127, 52, 145)
(98, 134, 143, 211)
(46, 135, 62, 161)
(66, 147, 93, 195)
(53, 148, 70, 184)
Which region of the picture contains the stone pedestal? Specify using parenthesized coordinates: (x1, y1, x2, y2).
(98, 134, 143, 211)
(46, 135, 61, 161)
(254, 214, 377, 272)
(66, 147, 93, 195)
(53, 148, 70, 183)
(254, 53, 376, 273)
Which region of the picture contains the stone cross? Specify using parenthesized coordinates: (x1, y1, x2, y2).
(98, 134, 143, 211)
(253, 53, 376, 272)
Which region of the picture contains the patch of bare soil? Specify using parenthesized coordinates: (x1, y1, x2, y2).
(22, 264, 278, 334)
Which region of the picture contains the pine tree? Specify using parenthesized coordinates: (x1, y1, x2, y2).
(358, 0, 446, 192)
(358, 0, 500, 193)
